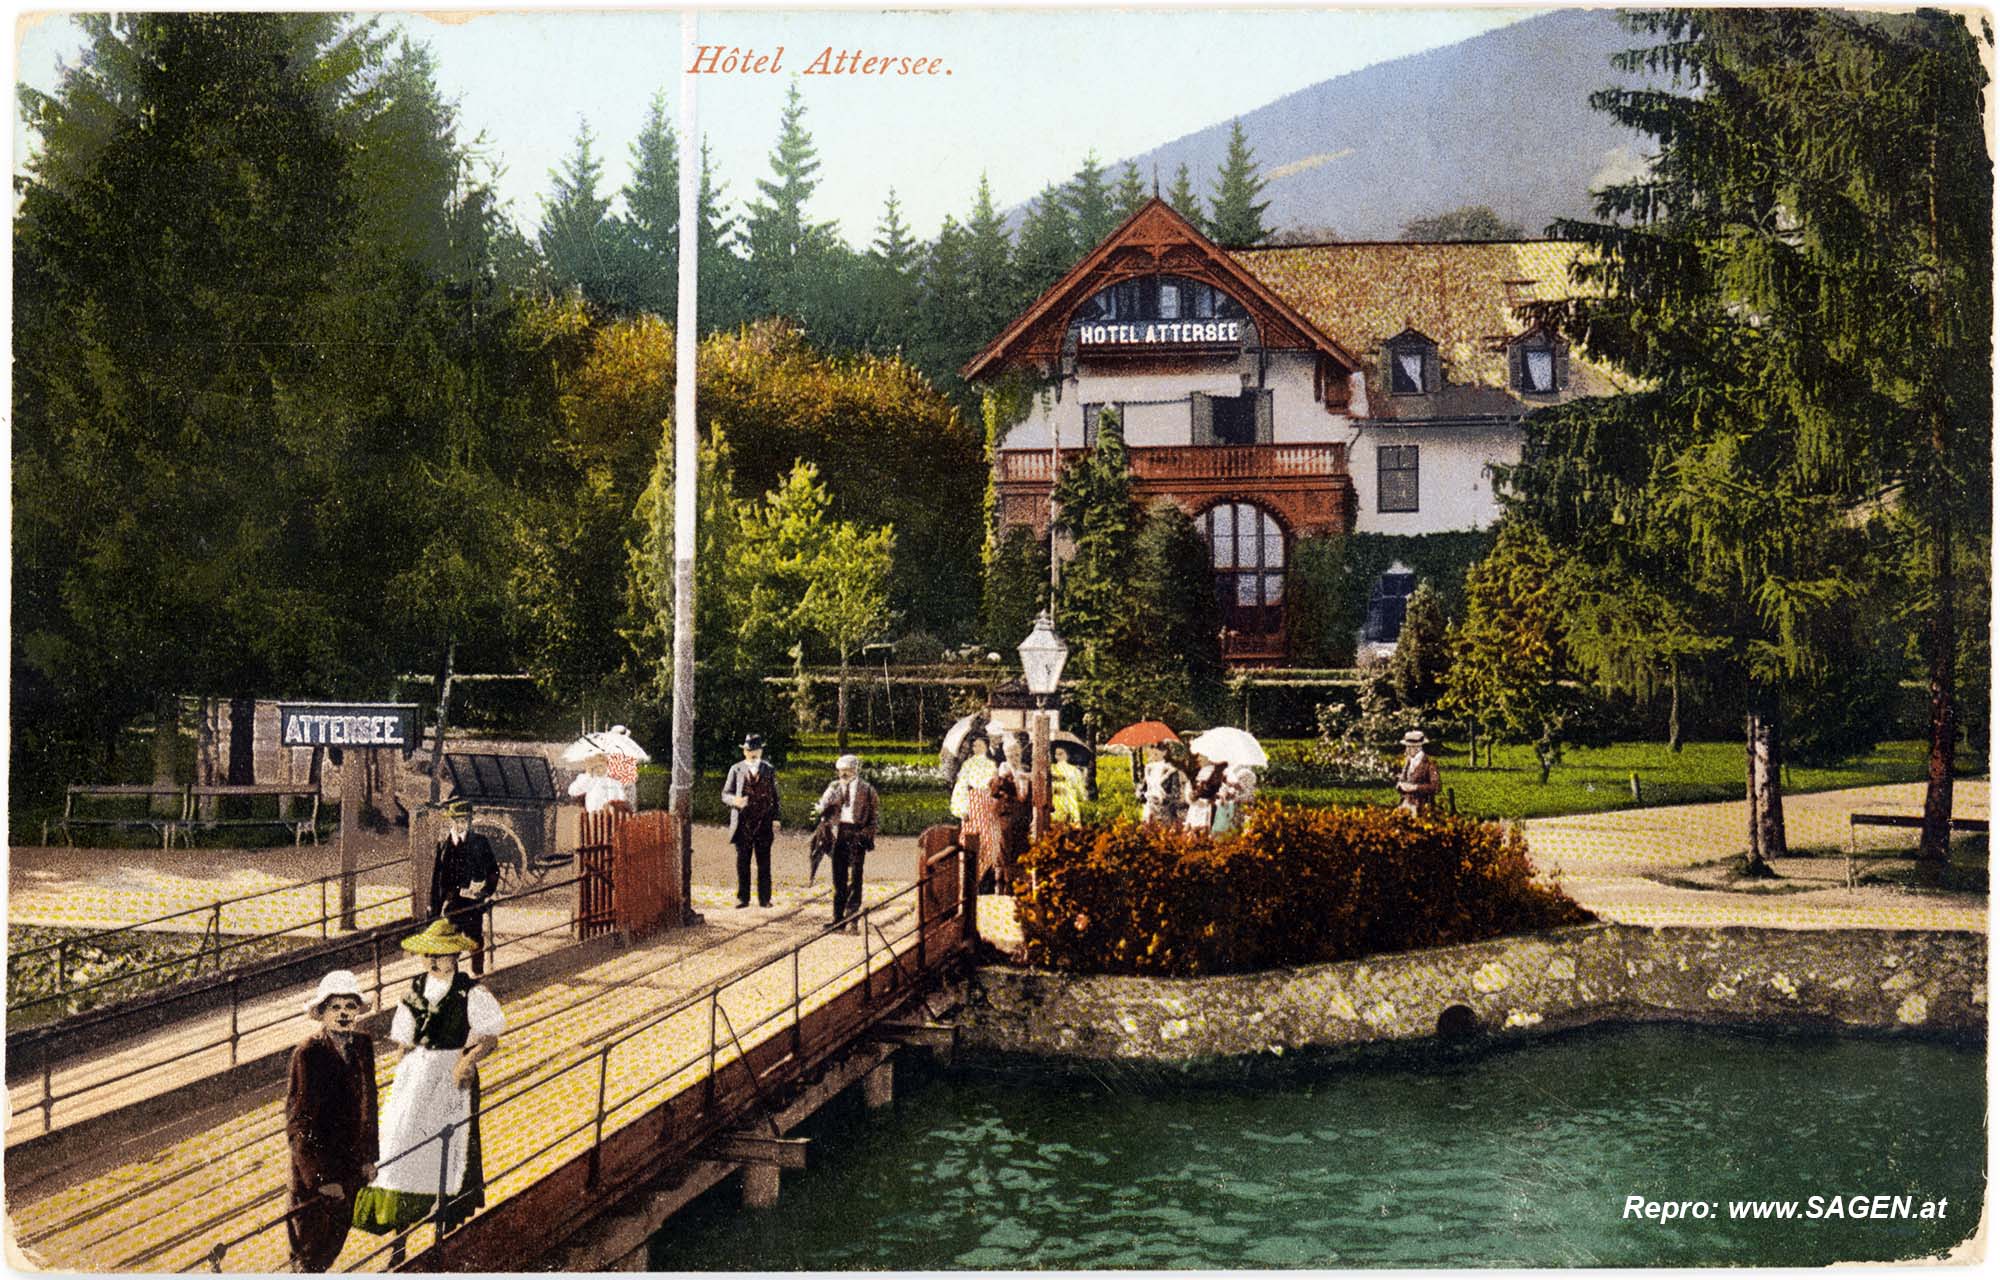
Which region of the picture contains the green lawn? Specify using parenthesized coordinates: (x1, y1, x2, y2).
(1252, 737, 1983, 822)
(615, 734, 1990, 837)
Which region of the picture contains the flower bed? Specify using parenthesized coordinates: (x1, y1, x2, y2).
(1014, 802, 1592, 976)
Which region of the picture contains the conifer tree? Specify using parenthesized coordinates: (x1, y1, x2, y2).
(1064, 151, 1118, 248)
(1206, 119, 1271, 247)
(1013, 183, 1078, 306)
(1510, 10, 1991, 869)
(613, 91, 678, 315)
(744, 81, 840, 324)
(964, 173, 1017, 344)
(695, 137, 745, 332)
(537, 120, 618, 301)
(1387, 580, 1451, 712)
(1165, 161, 1204, 229)
(1053, 408, 1151, 732)
(1113, 160, 1148, 221)
(871, 187, 918, 271)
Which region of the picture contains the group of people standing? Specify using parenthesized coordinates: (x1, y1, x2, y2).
(1137, 742, 1260, 836)
(723, 732, 879, 930)
(285, 916, 504, 1272)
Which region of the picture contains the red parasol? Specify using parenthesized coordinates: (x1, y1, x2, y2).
(1106, 720, 1180, 749)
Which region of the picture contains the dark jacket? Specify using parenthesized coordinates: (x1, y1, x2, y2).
(815, 777, 879, 851)
(286, 1031, 379, 1193)
(721, 758, 781, 844)
(430, 831, 501, 918)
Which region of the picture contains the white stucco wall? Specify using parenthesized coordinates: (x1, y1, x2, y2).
(998, 352, 1351, 450)
(1349, 423, 1521, 534)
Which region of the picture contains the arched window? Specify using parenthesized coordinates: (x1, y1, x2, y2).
(1202, 502, 1286, 638)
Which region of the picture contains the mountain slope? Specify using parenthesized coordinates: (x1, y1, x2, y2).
(1083, 9, 1650, 242)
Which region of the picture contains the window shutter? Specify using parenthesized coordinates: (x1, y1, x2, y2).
(1424, 345, 1441, 393)
(1190, 391, 1214, 445)
(1554, 342, 1570, 391)
(1380, 346, 1396, 398)
(1254, 389, 1274, 444)
(1508, 342, 1523, 392)
(1083, 402, 1101, 448)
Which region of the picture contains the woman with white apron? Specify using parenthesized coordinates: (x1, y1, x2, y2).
(352, 918, 505, 1243)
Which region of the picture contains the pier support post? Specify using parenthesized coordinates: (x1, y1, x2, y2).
(742, 1161, 782, 1209)
(863, 1060, 894, 1110)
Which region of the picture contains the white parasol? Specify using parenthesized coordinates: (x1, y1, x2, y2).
(560, 725, 652, 765)
(1187, 726, 1268, 768)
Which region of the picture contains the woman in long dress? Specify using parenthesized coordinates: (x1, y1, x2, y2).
(961, 733, 1029, 890)
(1048, 746, 1086, 826)
(1139, 742, 1189, 827)
(1186, 754, 1226, 834)
(1212, 763, 1258, 837)
(352, 918, 505, 1242)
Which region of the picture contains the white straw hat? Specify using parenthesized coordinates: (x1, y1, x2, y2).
(304, 969, 364, 1017)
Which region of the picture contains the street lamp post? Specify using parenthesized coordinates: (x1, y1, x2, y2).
(1018, 612, 1069, 843)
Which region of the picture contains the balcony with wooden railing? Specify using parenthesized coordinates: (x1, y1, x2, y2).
(997, 442, 1346, 485)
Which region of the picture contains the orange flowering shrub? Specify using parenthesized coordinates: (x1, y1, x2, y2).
(1013, 802, 1592, 976)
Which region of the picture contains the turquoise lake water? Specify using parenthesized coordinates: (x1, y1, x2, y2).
(652, 1024, 1985, 1269)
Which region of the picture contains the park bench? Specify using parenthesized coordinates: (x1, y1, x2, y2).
(1845, 812, 1989, 888)
(182, 784, 323, 847)
(42, 784, 190, 850)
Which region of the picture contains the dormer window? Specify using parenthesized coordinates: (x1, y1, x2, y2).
(1383, 328, 1439, 395)
(1510, 328, 1566, 394)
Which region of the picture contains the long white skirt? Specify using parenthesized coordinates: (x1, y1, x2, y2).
(373, 1046, 474, 1197)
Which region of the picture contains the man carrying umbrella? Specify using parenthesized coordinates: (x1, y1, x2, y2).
(721, 733, 781, 909)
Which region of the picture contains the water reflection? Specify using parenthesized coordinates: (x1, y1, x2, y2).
(655, 1024, 1984, 1269)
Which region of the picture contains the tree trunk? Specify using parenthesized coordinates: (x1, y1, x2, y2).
(1743, 687, 1785, 875)
(836, 653, 851, 752)
(227, 697, 256, 819)
(1918, 498, 1957, 878)
(151, 694, 181, 816)
(1667, 660, 1683, 753)
(428, 638, 457, 806)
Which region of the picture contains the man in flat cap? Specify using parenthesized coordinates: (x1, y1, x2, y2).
(721, 733, 781, 909)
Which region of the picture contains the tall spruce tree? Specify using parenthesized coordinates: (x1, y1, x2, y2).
(1165, 161, 1204, 228)
(537, 120, 618, 302)
(1064, 151, 1119, 249)
(613, 91, 678, 316)
(1113, 160, 1148, 221)
(963, 173, 1017, 349)
(1207, 119, 1271, 247)
(744, 81, 839, 321)
(1511, 10, 1991, 870)
(1013, 182, 1078, 307)
(695, 137, 745, 332)
(1053, 407, 1148, 733)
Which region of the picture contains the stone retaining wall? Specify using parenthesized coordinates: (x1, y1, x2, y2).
(959, 924, 1985, 1061)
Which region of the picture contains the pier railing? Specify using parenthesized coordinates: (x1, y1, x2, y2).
(183, 844, 972, 1273)
(13, 873, 583, 1138)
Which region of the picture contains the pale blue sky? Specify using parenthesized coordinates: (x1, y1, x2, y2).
(15, 5, 1546, 249)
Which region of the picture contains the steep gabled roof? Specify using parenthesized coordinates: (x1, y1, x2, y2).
(1232, 240, 1629, 399)
(962, 198, 1362, 381)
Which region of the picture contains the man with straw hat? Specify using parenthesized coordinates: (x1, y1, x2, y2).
(428, 797, 500, 976)
(1396, 729, 1441, 816)
(286, 970, 377, 1271)
(352, 919, 506, 1248)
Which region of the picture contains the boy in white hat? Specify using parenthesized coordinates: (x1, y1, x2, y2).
(286, 970, 378, 1272)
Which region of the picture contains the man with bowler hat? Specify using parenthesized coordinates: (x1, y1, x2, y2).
(429, 797, 500, 975)
(721, 733, 781, 908)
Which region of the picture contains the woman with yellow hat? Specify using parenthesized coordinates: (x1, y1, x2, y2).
(352, 919, 506, 1242)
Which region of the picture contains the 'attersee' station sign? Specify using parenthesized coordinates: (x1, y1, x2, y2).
(279, 702, 421, 749)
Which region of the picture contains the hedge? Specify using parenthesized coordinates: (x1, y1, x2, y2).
(1013, 801, 1592, 976)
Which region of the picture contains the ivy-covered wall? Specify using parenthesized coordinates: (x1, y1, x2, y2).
(1288, 530, 1499, 666)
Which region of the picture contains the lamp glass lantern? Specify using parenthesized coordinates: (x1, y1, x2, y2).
(1018, 612, 1069, 699)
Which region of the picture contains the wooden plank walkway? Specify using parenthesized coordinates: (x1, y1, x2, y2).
(8, 881, 942, 1273)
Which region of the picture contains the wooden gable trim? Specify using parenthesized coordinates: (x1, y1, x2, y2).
(961, 198, 1362, 381)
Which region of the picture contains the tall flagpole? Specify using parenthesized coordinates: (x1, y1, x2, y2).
(671, 9, 701, 923)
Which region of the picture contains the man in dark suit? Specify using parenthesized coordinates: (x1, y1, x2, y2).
(721, 733, 781, 908)
(815, 754, 879, 931)
(286, 970, 378, 1272)
(429, 797, 500, 975)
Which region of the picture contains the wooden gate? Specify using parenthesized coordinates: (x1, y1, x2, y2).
(576, 811, 617, 939)
(611, 810, 679, 939)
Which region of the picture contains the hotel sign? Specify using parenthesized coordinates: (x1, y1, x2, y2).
(1077, 319, 1245, 347)
(279, 702, 421, 749)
